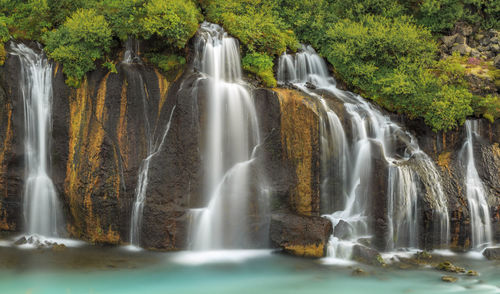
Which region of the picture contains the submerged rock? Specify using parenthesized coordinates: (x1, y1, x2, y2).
(436, 261, 466, 273)
(441, 275, 458, 283)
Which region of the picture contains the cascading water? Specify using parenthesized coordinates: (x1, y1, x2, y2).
(10, 43, 62, 237)
(190, 22, 261, 250)
(460, 120, 492, 249)
(278, 46, 449, 259)
(125, 48, 176, 248)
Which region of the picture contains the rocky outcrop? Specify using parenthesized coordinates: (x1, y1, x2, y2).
(270, 213, 332, 257)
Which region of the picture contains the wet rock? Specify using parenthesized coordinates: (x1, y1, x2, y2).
(270, 213, 332, 257)
(351, 268, 367, 276)
(415, 251, 432, 260)
(483, 247, 500, 260)
(13, 236, 27, 245)
(436, 261, 466, 273)
(305, 82, 316, 90)
(351, 245, 385, 266)
(52, 244, 67, 252)
(333, 220, 354, 240)
(467, 270, 478, 276)
(441, 275, 458, 283)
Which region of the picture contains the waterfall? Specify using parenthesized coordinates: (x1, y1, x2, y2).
(278, 46, 449, 259)
(461, 120, 492, 249)
(123, 38, 141, 64)
(10, 43, 62, 237)
(190, 22, 262, 250)
(125, 52, 176, 248)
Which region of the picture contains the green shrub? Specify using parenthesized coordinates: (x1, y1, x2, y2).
(4, 0, 52, 40)
(321, 15, 475, 131)
(43, 8, 112, 87)
(202, 0, 299, 55)
(139, 0, 201, 49)
(145, 53, 186, 72)
(98, 0, 144, 41)
(242, 52, 276, 87)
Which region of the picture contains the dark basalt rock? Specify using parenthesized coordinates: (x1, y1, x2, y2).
(483, 247, 500, 260)
(333, 220, 354, 240)
(270, 213, 332, 257)
(351, 244, 385, 266)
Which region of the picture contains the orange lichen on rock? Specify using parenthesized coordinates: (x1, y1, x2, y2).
(284, 244, 324, 258)
(275, 88, 320, 216)
(64, 74, 121, 244)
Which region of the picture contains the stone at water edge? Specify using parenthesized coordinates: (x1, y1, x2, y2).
(436, 261, 466, 273)
(351, 245, 385, 266)
(269, 213, 332, 258)
(442, 276, 458, 283)
(483, 247, 500, 260)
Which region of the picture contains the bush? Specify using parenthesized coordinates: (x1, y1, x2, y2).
(202, 0, 298, 55)
(321, 15, 475, 131)
(139, 0, 201, 49)
(242, 52, 276, 87)
(43, 8, 112, 87)
(4, 0, 52, 40)
(98, 0, 144, 41)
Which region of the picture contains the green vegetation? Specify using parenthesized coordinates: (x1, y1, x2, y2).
(242, 53, 276, 87)
(145, 53, 186, 72)
(43, 9, 112, 87)
(139, 0, 201, 48)
(0, 0, 497, 130)
(200, 0, 298, 87)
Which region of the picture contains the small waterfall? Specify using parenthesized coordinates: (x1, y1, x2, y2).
(190, 22, 262, 250)
(278, 46, 449, 259)
(125, 50, 176, 247)
(10, 43, 62, 237)
(461, 120, 492, 249)
(123, 38, 141, 64)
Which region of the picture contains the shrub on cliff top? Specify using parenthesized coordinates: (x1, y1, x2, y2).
(43, 8, 112, 87)
(139, 0, 201, 49)
(242, 52, 276, 88)
(322, 15, 474, 131)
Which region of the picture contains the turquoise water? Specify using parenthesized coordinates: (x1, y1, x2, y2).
(0, 248, 499, 294)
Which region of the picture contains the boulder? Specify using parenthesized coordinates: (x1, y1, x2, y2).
(351, 244, 385, 266)
(333, 220, 354, 240)
(452, 44, 472, 56)
(270, 213, 332, 257)
(483, 247, 500, 260)
(495, 55, 500, 69)
(441, 34, 458, 48)
(455, 35, 467, 45)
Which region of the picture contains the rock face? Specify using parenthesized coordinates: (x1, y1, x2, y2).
(0, 40, 499, 258)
